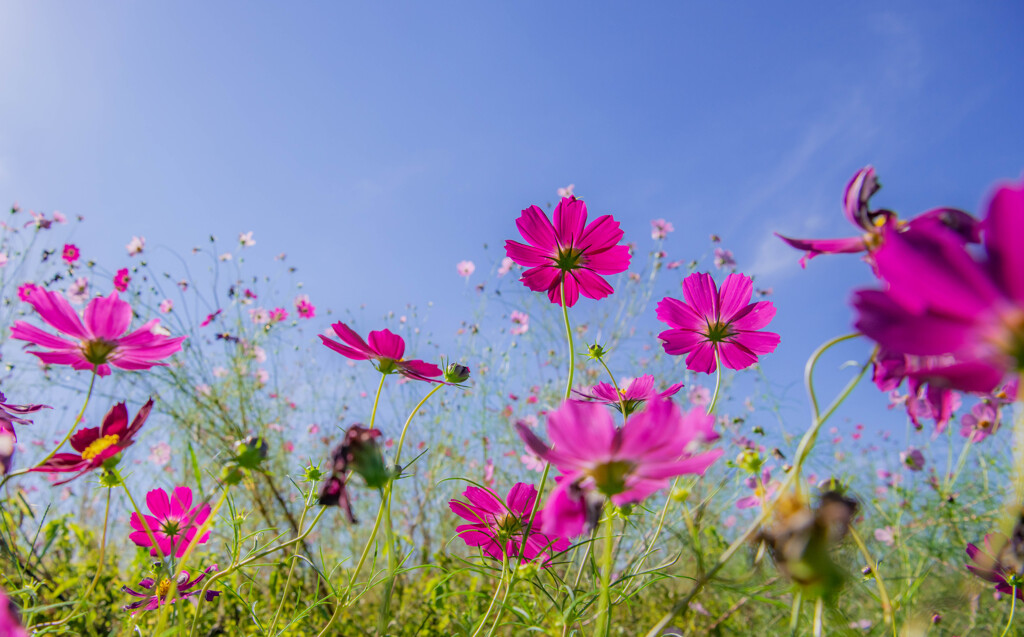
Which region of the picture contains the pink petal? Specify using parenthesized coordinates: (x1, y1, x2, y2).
(717, 274, 754, 323)
(505, 240, 553, 267)
(584, 243, 631, 275)
(552, 197, 587, 245)
(520, 265, 560, 294)
(28, 289, 89, 339)
(984, 182, 1024, 305)
(514, 205, 558, 251)
(82, 292, 132, 341)
(728, 301, 777, 332)
(574, 269, 614, 301)
(368, 329, 405, 360)
(577, 215, 624, 253)
(146, 488, 171, 519)
(682, 273, 719, 320)
(656, 297, 706, 331)
(732, 330, 780, 355)
(506, 482, 537, 517)
(10, 322, 79, 351)
(170, 486, 193, 517)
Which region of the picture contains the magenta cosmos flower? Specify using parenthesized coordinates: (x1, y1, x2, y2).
(320, 322, 442, 382)
(30, 399, 153, 484)
(129, 486, 211, 558)
(0, 587, 27, 637)
(504, 196, 631, 307)
(966, 534, 1024, 600)
(517, 399, 723, 538)
(777, 166, 980, 268)
(656, 272, 780, 374)
(11, 289, 185, 377)
(573, 374, 683, 417)
(121, 564, 220, 614)
(449, 483, 569, 566)
(853, 179, 1024, 394)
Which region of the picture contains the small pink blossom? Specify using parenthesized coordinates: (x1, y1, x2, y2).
(900, 447, 925, 472)
(510, 310, 529, 335)
(52, 211, 67, 224)
(17, 283, 39, 302)
(218, 252, 232, 261)
(250, 308, 269, 325)
(269, 307, 288, 323)
(960, 403, 1000, 442)
(874, 526, 895, 547)
(114, 268, 131, 292)
(159, 299, 173, 313)
(254, 369, 269, 385)
(126, 236, 145, 256)
(651, 219, 674, 240)
(238, 231, 255, 247)
(321, 322, 442, 382)
(573, 374, 683, 417)
(149, 442, 172, 466)
(556, 184, 575, 198)
(61, 243, 80, 265)
(66, 277, 88, 305)
(295, 294, 315, 319)
(129, 486, 211, 558)
(713, 248, 735, 269)
(497, 257, 515, 276)
(200, 309, 222, 327)
(0, 253, 8, 268)
(457, 260, 476, 277)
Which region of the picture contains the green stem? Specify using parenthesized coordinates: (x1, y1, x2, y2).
(1001, 586, 1018, 637)
(117, 471, 161, 563)
(378, 382, 446, 633)
(368, 373, 386, 430)
(788, 590, 802, 637)
(594, 510, 614, 637)
(1, 372, 96, 489)
(471, 552, 508, 637)
(848, 526, 894, 629)
(643, 336, 872, 637)
(812, 596, 824, 637)
(560, 278, 575, 401)
(485, 562, 516, 637)
(189, 508, 327, 637)
(707, 352, 723, 415)
(315, 503, 386, 637)
(268, 488, 316, 635)
(595, 356, 628, 424)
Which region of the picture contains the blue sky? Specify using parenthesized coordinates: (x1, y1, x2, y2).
(1, 2, 1022, 438)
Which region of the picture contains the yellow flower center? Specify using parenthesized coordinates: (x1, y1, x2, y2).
(155, 578, 172, 599)
(81, 434, 120, 461)
(81, 339, 117, 365)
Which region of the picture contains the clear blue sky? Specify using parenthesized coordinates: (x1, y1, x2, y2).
(1, 2, 1022, 437)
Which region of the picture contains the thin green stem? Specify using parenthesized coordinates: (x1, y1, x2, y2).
(268, 487, 316, 635)
(707, 352, 723, 415)
(117, 471, 161, 563)
(485, 561, 516, 637)
(848, 526, 894, 629)
(812, 596, 824, 637)
(471, 552, 508, 637)
(368, 373, 386, 430)
(315, 503, 386, 637)
(594, 510, 615, 637)
(1001, 586, 1018, 637)
(595, 356, 628, 424)
(788, 591, 802, 637)
(560, 279, 575, 401)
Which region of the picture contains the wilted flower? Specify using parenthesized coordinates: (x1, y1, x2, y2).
(319, 425, 388, 523)
(657, 272, 780, 374)
(572, 374, 683, 417)
(121, 564, 220, 613)
(518, 399, 722, 537)
(30, 399, 154, 484)
(504, 197, 631, 307)
(129, 486, 211, 558)
(450, 483, 569, 566)
(758, 489, 858, 597)
(320, 322, 442, 382)
(11, 289, 185, 376)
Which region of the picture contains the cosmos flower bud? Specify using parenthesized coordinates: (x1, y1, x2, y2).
(444, 362, 471, 384)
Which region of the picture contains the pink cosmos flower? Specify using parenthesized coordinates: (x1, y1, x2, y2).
(129, 486, 211, 558)
(121, 564, 220, 614)
(126, 236, 145, 256)
(874, 526, 895, 547)
(29, 399, 153, 484)
(320, 322, 442, 382)
(504, 197, 631, 307)
(572, 374, 683, 417)
(557, 184, 575, 198)
(853, 179, 1024, 394)
(651, 219, 674, 240)
(960, 403, 1000, 443)
(777, 166, 980, 268)
(872, 348, 963, 432)
(510, 310, 529, 336)
(62, 243, 80, 265)
(11, 290, 185, 376)
(250, 308, 269, 325)
(269, 307, 288, 323)
(53, 211, 67, 224)
(656, 272, 780, 374)
(66, 277, 89, 305)
(450, 483, 569, 566)
(295, 294, 315, 319)
(899, 447, 925, 472)
(497, 257, 515, 276)
(517, 399, 723, 537)
(736, 468, 778, 510)
(456, 260, 475, 277)
(0, 588, 27, 637)
(113, 268, 131, 292)
(0, 253, 8, 268)
(713, 248, 735, 269)
(239, 231, 255, 247)
(17, 283, 39, 302)
(966, 534, 1024, 600)
(158, 299, 173, 313)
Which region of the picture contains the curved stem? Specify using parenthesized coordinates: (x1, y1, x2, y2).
(485, 562, 516, 637)
(1, 372, 96, 489)
(368, 373, 386, 430)
(707, 352, 723, 416)
(1001, 587, 1018, 637)
(804, 333, 862, 422)
(393, 383, 445, 468)
(595, 356, 628, 425)
(471, 552, 508, 637)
